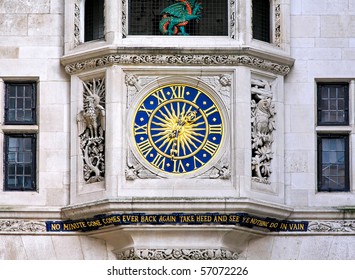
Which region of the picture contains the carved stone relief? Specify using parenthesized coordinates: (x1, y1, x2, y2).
(251, 78, 276, 184)
(0, 220, 46, 233)
(308, 221, 355, 233)
(274, 0, 281, 47)
(77, 78, 106, 183)
(116, 248, 239, 260)
(74, 0, 81, 47)
(64, 54, 291, 76)
(125, 74, 231, 180)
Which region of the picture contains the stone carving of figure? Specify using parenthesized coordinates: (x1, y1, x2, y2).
(77, 78, 106, 183)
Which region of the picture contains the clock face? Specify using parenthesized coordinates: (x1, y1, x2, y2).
(132, 84, 224, 175)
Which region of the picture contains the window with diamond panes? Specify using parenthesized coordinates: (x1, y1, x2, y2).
(317, 135, 349, 192)
(4, 135, 37, 191)
(84, 0, 105, 41)
(5, 83, 36, 125)
(252, 0, 271, 43)
(317, 83, 349, 125)
(128, 0, 228, 36)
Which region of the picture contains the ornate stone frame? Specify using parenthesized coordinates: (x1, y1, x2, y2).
(125, 74, 232, 180)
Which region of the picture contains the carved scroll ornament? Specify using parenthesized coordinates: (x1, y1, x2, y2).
(116, 248, 239, 260)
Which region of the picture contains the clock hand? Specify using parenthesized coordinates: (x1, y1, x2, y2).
(169, 111, 197, 160)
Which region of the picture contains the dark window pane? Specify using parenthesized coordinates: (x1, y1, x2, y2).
(5, 83, 36, 124)
(318, 135, 349, 192)
(129, 0, 228, 36)
(4, 135, 36, 191)
(317, 83, 349, 125)
(85, 0, 105, 41)
(252, 0, 270, 42)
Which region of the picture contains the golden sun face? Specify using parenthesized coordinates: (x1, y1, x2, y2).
(132, 84, 224, 175)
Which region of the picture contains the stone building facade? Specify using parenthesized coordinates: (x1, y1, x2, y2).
(0, 0, 354, 259)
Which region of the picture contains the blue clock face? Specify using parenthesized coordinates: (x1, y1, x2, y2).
(132, 84, 224, 175)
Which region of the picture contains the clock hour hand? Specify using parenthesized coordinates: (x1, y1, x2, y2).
(169, 111, 197, 160)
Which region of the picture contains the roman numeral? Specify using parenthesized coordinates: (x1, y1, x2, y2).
(193, 156, 205, 170)
(137, 139, 153, 157)
(204, 104, 218, 117)
(173, 159, 186, 173)
(151, 154, 166, 170)
(203, 140, 219, 156)
(152, 89, 168, 105)
(209, 124, 222, 134)
(139, 104, 153, 117)
(134, 123, 147, 135)
(170, 86, 186, 99)
(192, 90, 202, 104)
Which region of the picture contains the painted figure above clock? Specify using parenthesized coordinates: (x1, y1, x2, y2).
(159, 0, 203, 35)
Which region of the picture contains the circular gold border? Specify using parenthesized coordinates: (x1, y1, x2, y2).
(132, 83, 225, 176)
(147, 99, 209, 160)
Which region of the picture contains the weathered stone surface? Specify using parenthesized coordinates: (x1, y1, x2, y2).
(0, 0, 50, 14)
(0, 14, 27, 35)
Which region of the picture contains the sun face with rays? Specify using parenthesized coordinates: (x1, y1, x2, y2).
(132, 84, 224, 175)
(148, 100, 208, 160)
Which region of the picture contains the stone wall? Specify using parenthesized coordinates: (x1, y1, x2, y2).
(0, 0, 69, 207)
(285, 0, 355, 207)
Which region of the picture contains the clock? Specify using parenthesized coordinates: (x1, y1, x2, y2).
(131, 83, 225, 176)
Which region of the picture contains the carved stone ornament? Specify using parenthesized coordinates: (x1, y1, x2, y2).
(116, 248, 239, 260)
(74, 0, 81, 47)
(64, 54, 291, 76)
(274, 0, 282, 48)
(307, 221, 355, 233)
(251, 78, 276, 184)
(0, 220, 46, 233)
(77, 78, 106, 183)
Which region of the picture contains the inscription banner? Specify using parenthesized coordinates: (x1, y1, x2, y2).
(46, 213, 308, 232)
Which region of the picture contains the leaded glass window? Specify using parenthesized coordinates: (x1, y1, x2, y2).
(4, 135, 37, 191)
(317, 83, 349, 125)
(128, 0, 228, 36)
(84, 0, 105, 41)
(252, 0, 271, 43)
(317, 135, 349, 192)
(5, 83, 36, 124)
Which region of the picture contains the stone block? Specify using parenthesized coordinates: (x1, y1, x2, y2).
(302, 0, 349, 15)
(270, 236, 303, 260)
(0, 47, 19, 58)
(0, 14, 27, 36)
(21, 236, 57, 260)
(0, 236, 27, 259)
(0, 0, 50, 14)
(79, 236, 113, 260)
(52, 236, 84, 260)
(298, 236, 332, 259)
(28, 14, 63, 36)
(315, 38, 349, 48)
(321, 16, 355, 38)
(291, 16, 320, 38)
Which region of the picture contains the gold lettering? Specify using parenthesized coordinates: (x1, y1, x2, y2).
(152, 89, 168, 104)
(170, 85, 186, 99)
(151, 153, 166, 170)
(139, 104, 153, 117)
(193, 156, 205, 169)
(134, 123, 147, 135)
(204, 104, 218, 117)
(209, 124, 222, 134)
(137, 139, 153, 157)
(192, 90, 202, 103)
(203, 140, 219, 156)
(173, 159, 186, 173)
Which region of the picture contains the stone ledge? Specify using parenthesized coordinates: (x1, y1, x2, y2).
(61, 197, 294, 220)
(61, 46, 294, 76)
